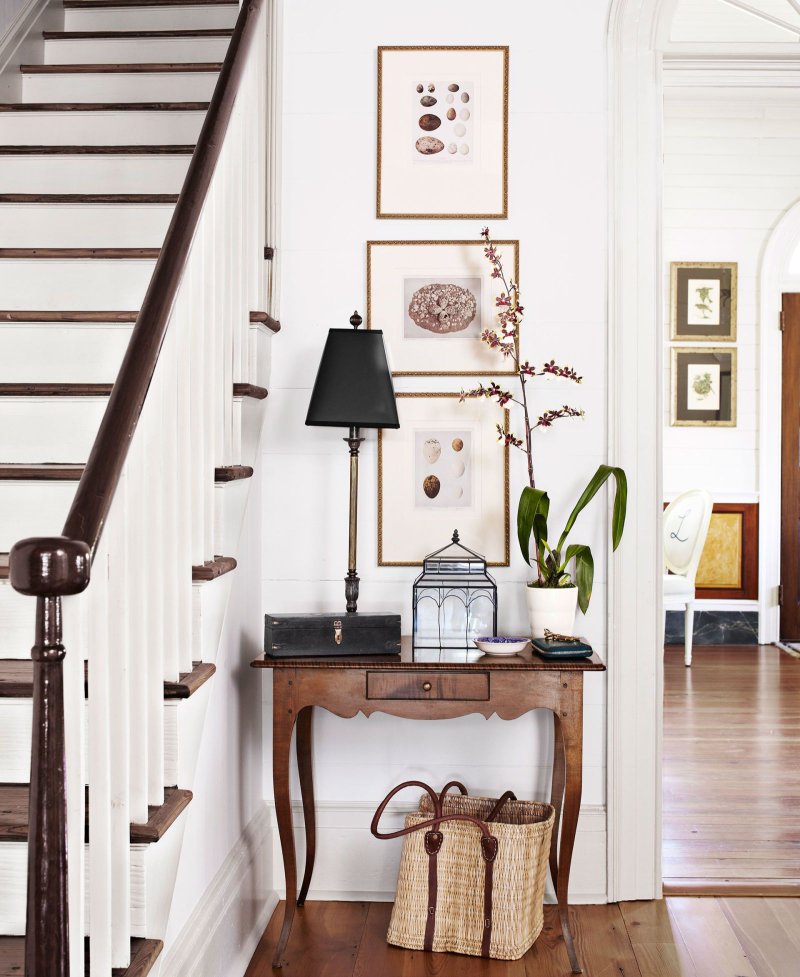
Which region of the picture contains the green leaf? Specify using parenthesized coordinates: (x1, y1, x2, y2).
(517, 486, 549, 567)
(566, 544, 594, 613)
(557, 465, 628, 552)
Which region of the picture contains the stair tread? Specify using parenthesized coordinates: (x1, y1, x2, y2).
(214, 465, 254, 482)
(0, 102, 209, 111)
(43, 28, 234, 38)
(0, 145, 194, 154)
(249, 310, 281, 333)
(0, 784, 191, 843)
(65, 0, 237, 6)
(0, 248, 159, 258)
(0, 311, 280, 329)
(0, 194, 179, 203)
(0, 937, 163, 977)
(0, 382, 268, 398)
(0, 659, 216, 700)
(21, 62, 223, 73)
(0, 463, 254, 483)
(192, 555, 236, 580)
(1, 553, 239, 583)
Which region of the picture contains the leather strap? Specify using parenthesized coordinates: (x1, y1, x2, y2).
(486, 790, 517, 823)
(371, 781, 499, 958)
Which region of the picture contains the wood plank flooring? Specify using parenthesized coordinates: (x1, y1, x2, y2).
(245, 898, 800, 977)
(663, 644, 800, 893)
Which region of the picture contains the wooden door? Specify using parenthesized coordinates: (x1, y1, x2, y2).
(781, 293, 800, 637)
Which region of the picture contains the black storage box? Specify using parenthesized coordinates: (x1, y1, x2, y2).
(264, 612, 401, 659)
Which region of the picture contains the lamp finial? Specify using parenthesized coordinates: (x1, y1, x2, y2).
(350, 310, 363, 329)
(452, 529, 460, 544)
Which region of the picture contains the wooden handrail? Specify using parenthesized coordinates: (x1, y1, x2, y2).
(8, 1, 266, 973)
(63, 0, 265, 554)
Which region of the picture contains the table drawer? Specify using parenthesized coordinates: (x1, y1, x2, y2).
(366, 670, 490, 701)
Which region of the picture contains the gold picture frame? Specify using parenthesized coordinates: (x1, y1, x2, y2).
(670, 262, 737, 341)
(376, 45, 509, 219)
(366, 239, 520, 377)
(671, 346, 737, 427)
(378, 392, 510, 567)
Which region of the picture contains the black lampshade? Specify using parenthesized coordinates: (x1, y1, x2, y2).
(306, 324, 400, 429)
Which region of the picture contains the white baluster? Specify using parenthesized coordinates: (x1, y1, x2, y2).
(62, 593, 86, 977)
(174, 284, 194, 675)
(87, 539, 112, 977)
(202, 205, 217, 560)
(128, 429, 149, 825)
(188, 250, 207, 567)
(106, 480, 131, 967)
(160, 319, 180, 684)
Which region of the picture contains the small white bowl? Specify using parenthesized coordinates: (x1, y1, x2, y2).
(474, 636, 530, 656)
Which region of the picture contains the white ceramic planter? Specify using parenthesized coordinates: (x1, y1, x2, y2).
(526, 585, 579, 638)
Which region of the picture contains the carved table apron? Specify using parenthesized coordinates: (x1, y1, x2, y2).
(251, 639, 606, 973)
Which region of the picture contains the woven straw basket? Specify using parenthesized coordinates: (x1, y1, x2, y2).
(372, 782, 554, 961)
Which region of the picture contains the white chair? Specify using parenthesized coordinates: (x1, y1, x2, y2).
(663, 489, 713, 667)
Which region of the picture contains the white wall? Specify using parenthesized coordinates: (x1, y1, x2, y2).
(662, 88, 800, 500)
(261, 0, 612, 901)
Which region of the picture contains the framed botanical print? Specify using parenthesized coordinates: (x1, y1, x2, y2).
(378, 393, 510, 566)
(376, 46, 509, 219)
(367, 239, 519, 376)
(671, 347, 737, 427)
(670, 262, 737, 341)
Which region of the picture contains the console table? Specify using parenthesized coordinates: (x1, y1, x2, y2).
(251, 638, 605, 973)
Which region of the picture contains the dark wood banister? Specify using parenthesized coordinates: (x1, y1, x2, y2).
(8, 1, 266, 974)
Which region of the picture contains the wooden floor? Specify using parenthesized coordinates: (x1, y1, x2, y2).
(246, 897, 800, 976)
(663, 644, 800, 893)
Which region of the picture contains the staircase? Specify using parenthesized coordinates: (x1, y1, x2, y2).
(0, 0, 276, 974)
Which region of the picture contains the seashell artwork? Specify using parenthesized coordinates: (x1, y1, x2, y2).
(415, 136, 445, 155)
(423, 475, 441, 499)
(423, 439, 442, 464)
(407, 283, 477, 334)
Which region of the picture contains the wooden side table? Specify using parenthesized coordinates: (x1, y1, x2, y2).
(251, 638, 605, 973)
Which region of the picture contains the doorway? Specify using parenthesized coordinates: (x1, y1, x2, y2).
(780, 293, 800, 640)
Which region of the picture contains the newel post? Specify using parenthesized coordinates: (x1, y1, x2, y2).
(9, 537, 91, 977)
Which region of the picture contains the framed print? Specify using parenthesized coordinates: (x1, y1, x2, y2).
(696, 502, 758, 600)
(376, 46, 509, 219)
(367, 239, 519, 376)
(671, 347, 737, 427)
(670, 262, 737, 341)
(378, 393, 510, 566)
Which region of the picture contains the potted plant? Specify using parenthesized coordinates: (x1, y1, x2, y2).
(462, 229, 627, 637)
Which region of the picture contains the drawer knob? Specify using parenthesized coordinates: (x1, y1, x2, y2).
(422, 681, 432, 692)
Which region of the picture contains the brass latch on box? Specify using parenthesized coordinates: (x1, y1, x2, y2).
(333, 620, 343, 645)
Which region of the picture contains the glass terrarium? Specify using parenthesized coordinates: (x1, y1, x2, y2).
(412, 530, 497, 660)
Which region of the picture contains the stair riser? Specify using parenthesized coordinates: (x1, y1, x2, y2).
(22, 71, 219, 103)
(0, 204, 174, 247)
(64, 5, 238, 31)
(0, 257, 156, 310)
(0, 110, 204, 146)
(0, 481, 77, 551)
(0, 154, 190, 193)
(0, 324, 132, 381)
(0, 837, 170, 937)
(0, 397, 107, 462)
(43, 35, 230, 64)
(0, 699, 179, 784)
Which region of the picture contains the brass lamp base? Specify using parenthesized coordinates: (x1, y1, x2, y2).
(345, 425, 364, 613)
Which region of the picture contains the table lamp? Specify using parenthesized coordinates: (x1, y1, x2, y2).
(306, 311, 399, 612)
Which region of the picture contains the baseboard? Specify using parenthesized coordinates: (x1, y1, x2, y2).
(266, 800, 608, 905)
(158, 801, 276, 977)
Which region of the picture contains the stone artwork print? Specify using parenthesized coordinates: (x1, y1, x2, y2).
(414, 429, 472, 508)
(413, 79, 474, 163)
(403, 276, 482, 339)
